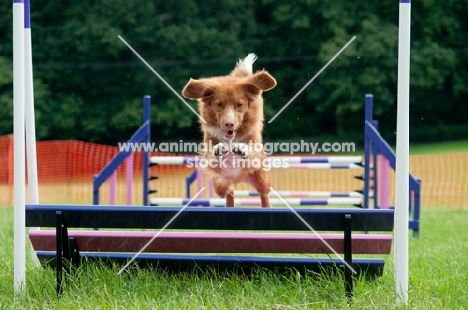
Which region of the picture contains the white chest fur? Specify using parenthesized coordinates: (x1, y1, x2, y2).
(219, 153, 243, 180)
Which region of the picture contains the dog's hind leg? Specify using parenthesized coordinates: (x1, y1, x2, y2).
(248, 170, 271, 208)
(225, 188, 235, 207)
(214, 182, 235, 207)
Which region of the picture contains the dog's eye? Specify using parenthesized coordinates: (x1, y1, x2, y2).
(237, 103, 243, 108)
(217, 103, 223, 108)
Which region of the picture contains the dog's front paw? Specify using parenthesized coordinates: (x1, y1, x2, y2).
(232, 143, 249, 158)
(213, 143, 229, 156)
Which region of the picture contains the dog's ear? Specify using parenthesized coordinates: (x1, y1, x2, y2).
(182, 79, 216, 103)
(242, 71, 276, 101)
(182, 79, 205, 99)
(247, 71, 277, 92)
(242, 84, 262, 99)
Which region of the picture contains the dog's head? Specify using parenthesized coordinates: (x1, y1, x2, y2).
(182, 61, 276, 141)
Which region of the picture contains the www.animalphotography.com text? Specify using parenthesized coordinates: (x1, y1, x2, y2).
(118, 140, 355, 155)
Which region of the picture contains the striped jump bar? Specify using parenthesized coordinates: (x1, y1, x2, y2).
(149, 156, 362, 165)
(287, 163, 362, 169)
(281, 156, 362, 164)
(150, 157, 200, 165)
(150, 197, 362, 207)
(233, 190, 366, 198)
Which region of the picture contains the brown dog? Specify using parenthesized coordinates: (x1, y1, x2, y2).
(182, 54, 276, 207)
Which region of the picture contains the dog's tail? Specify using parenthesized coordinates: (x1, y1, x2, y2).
(230, 53, 257, 77)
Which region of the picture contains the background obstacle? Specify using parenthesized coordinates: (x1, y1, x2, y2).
(150, 157, 364, 170)
(149, 156, 363, 165)
(149, 155, 367, 208)
(90, 95, 421, 235)
(233, 190, 368, 198)
(149, 155, 367, 201)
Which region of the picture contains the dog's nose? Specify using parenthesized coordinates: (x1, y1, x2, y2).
(224, 121, 234, 129)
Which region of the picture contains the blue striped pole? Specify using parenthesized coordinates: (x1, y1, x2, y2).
(150, 197, 362, 207)
(150, 158, 363, 170)
(143, 95, 151, 205)
(150, 156, 362, 165)
(395, 0, 411, 304)
(13, 0, 26, 293)
(364, 94, 373, 209)
(233, 190, 368, 198)
(288, 163, 362, 169)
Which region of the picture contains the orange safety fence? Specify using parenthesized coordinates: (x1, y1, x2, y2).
(0, 134, 466, 209)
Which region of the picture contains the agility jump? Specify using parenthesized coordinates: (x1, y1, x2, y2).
(14, 0, 413, 304)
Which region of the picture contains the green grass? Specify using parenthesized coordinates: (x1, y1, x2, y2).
(408, 140, 468, 155)
(1, 207, 467, 309)
(300, 139, 468, 156)
(280, 135, 468, 156)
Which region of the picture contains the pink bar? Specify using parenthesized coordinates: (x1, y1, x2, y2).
(126, 153, 133, 205)
(29, 230, 393, 255)
(290, 191, 308, 197)
(379, 155, 390, 209)
(289, 164, 307, 169)
(239, 199, 262, 205)
(109, 171, 117, 205)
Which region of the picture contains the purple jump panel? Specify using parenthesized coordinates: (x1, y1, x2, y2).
(29, 230, 393, 255)
(125, 153, 133, 205)
(109, 171, 117, 205)
(379, 156, 390, 209)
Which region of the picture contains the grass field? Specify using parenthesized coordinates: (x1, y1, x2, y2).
(408, 140, 468, 155)
(321, 139, 468, 155)
(0, 141, 466, 308)
(0, 207, 467, 309)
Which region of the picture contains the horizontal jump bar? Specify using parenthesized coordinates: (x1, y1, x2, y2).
(149, 198, 362, 206)
(26, 205, 394, 231)
(29, 230, 393, 255)
(288, 163, 362, 169)
(233, 190, 368, 198)
(35, 252, 386, 278)
(150, 156, 362, 165)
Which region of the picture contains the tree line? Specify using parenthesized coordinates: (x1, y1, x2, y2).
(1, 0, 467, 146)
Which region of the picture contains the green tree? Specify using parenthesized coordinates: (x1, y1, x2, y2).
(0, 0, 467, 145)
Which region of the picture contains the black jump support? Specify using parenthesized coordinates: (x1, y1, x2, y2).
(343, 214, 352, 298)
(55, 211, 80, 296)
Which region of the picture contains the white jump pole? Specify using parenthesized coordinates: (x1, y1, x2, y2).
(395, 0, 411, 305)
(24, 0, 41, 266)
(13, 0, 26, 293)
